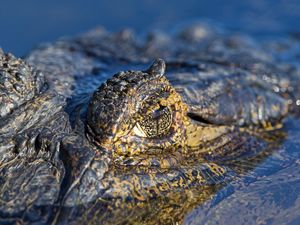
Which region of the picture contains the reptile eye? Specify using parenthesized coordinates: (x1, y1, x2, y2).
(133, 106, 173, 138)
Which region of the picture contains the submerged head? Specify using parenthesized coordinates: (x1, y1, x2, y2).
(87, 59, 228, 158)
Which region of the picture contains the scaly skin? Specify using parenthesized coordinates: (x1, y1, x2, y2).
(0, 23, 300, 224)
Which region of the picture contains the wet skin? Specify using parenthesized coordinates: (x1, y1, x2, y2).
(1, 24, 300, 224)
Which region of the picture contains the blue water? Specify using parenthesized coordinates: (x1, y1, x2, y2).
(1, 0, 300, 56)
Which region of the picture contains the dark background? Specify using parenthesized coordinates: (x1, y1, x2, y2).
(1, 0, 300, 56)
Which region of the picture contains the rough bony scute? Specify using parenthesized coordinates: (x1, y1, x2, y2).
(0, 50, 44, 118)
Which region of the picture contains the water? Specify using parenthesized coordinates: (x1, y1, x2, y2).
(184, 117, 300, 224)
(1, 0, 300, 56)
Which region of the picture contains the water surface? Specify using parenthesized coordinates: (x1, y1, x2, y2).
(1, 0, 300, 56)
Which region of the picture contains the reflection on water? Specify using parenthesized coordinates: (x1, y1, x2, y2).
(185, 117, 300, 225)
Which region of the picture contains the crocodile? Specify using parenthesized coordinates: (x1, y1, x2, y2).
(1, 23, 300, 224)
